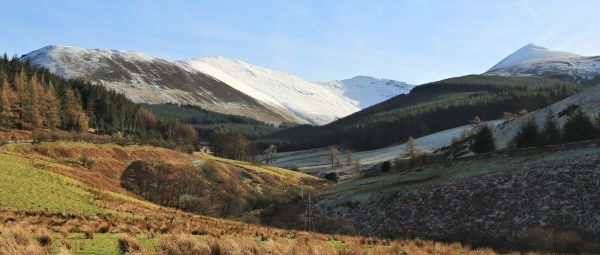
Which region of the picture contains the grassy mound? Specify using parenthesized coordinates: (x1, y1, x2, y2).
(0, 154, 104, 215)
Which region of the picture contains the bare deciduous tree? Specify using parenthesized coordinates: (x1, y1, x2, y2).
(346, 150, 353, 166)
(328, 147, 340, 166)
(400, 136, 421, 159)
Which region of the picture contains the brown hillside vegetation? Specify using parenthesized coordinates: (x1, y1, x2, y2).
(0, 138, 323, 219)
(0, 216, 501, 254)
(1, 141, 193, 195)
(0, 138, 505, 254)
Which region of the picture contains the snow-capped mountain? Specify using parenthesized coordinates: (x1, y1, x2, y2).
(21, 45, 361, 125)
(485, 43, 600, 85)
(180, 56, 360, 125)
(319, 76, 415, 108)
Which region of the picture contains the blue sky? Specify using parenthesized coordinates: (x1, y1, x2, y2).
(1, 0, 599, 84)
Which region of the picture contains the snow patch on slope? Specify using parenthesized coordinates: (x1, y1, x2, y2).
(180, 56, 360, 125)
(319, 76, 415, 108)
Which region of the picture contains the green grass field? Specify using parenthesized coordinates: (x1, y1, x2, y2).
(200, 153, 319, 181)
(0, 154, 105, 215)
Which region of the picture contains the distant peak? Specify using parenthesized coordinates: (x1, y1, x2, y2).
(351, 75, 374, 79)
(518, 43, 548, 51)
(523, 43, 540, 48)
(487, 43, 581, 72)
(23, 45, 162, 64)
(38, 44, 75, 51)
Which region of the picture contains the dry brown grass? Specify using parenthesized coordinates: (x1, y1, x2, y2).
(118, 233, 142, 254)
(0, 141, 517, 254)
(158, 233, 211, 255)
(0, 211, 506, 255)
(0, 141, 195, 196)
(0, 226, 47, 255)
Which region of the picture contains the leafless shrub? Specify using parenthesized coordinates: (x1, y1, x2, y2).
(33, 228, 53, 246)
(118, 234, 141, 254)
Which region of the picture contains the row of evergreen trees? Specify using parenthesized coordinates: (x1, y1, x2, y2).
(513, 109, 600, 148)
(0, 65, 87, 131)
(143, 103, 280, 139)
(0, 55, 198, 149)
(468, 108, 600, 155)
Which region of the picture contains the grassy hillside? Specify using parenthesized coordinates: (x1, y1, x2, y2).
(0, 139, 497, 254)
(1, 141, 195, 194)
(267, 75, 581, 151)
(0, 139, 323, 220)
(0, 154, 105, 215)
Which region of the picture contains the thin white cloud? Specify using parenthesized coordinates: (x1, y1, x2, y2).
(523, 0, 548, 44)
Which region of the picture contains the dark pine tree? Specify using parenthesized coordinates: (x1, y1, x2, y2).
(380, 160, 392, 173)
(562, 110, 596, 142)
(540, 111, 561, 146)
(595, 113, 600, 139)
(514, 117, 539, 148)
(471, 124, 495, 153)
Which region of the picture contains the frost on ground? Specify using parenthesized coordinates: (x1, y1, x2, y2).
(272, 120, 502, 169)
(316, 145, 600, 245)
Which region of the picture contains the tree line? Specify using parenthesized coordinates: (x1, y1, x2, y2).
(143, 103, 280, 139)
(513, 108, 600, 148)
(376, 108, 600, 174)
(459, 106, 600, 156)
(0, 55, 198, 150)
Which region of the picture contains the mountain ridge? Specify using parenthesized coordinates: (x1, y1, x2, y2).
(22, 45, 303, 124)
(21, 45, 362, 125)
